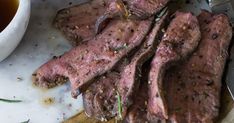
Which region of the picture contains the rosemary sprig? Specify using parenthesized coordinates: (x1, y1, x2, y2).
(21, 119, 30, 123)
(0, 98, 22, 103)
(116, 91, 122, 120)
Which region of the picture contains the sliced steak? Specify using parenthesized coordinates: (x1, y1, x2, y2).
(147, 12, 201, 119)
(54, 0, 109, 45)
(165, 10, 232, 123)
(124, 0, 169, 18)
(124, 62, 165, 123)
(83, 59, 128, 121)
(118, 12, 168, 117)
(124, 78, 149, 123)
(95, 0, 169, 33)
(34, 19, 153, 98)
(83, 13, 167, 121)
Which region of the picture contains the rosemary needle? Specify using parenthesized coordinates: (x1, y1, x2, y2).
(0, 98, 22, 103)
(117, 91, 122, 120)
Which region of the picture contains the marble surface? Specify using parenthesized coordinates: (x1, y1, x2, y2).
(0, 0, 233, 123)
(0, 0, 88, 122)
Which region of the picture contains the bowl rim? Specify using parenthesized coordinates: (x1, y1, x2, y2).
(0, 0, 21, 34)
(0, 0, 31, 62)
(0, 0, 31, 35)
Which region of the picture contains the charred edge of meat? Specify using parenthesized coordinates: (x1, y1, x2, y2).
(32, 73, 68, 88)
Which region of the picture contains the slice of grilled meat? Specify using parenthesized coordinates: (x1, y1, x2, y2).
(124, 84, 150, 123)
(95, 0, 169, 34)
(124, 0, 170, 19)
(165, 10, 232, 123)
(34, 18, 153, 98)
(54, 0, 109, 45)
(83, 59, 127, 121)
(83, 14, 167, 121)
(124, 62, 166, 123)
(118, 12, 168, 117)
(147, 12, 201, 120)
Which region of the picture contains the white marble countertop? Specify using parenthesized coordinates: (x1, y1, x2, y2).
(0, 0, 87, 122)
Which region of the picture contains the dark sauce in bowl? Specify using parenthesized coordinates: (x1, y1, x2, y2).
(0, 0, 19, 32)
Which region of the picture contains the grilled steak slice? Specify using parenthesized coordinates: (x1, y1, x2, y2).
(34, 19, 153, 98)
(124, 81, 149, 123)
(124, 62, 150, 123)
(124, 62, 165, 123)
(118, 12, 168, 117)
(124, 0, 169, 18)
(54, 0, 109, 45)
(147, 12, 201, 119)
(165, 11, 232, 123)
(95, 0, 169, 33)
(83, 59, 128, 121)
(83, 14, 167, 121)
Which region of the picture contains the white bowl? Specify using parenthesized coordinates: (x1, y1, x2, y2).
(0, 0, 31, 62)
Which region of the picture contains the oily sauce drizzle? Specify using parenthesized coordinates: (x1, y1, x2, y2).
(0, 0, 19, 32)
